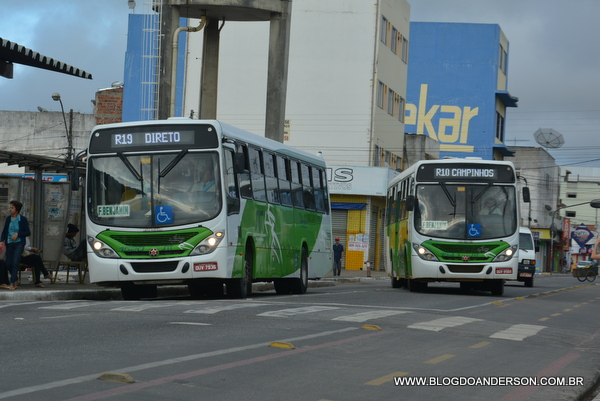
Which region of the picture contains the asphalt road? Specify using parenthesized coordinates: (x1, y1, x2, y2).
(0, 275, 598, 401)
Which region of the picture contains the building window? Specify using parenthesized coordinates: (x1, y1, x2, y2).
(567, 193, 577, 198)
(380, 16, 388, 44)
(566, 211, 576, 218)
(377, 81, 384, 109)
(499, 44, 507, 74)
(398, 96, 405, 122)
(496, 112, 505, 141)
(401, 36, 409, 63)
(391, 27, 397, 54)
(387, 89, 395, 115)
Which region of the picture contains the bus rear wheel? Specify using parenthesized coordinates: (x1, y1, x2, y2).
(289, 248, 308, 294)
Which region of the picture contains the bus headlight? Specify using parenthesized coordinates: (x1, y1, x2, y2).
(493, 245, 517, 262)
(413, 243, 439, 261)
(88, 236, 119, 259)
(190, 231, 224, 255)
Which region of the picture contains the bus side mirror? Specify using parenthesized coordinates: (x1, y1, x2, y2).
(406, 195, 415, 211)
(70, 169, 80, 191)
(522, 187, 530, 203)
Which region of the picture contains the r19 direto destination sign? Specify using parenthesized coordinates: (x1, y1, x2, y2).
(417, 163, 515, 183)
(89, 124, 220, 153)
(112, 130, 195, 148)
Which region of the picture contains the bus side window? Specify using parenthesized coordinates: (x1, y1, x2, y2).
(291, 161, 304, 209)
(224, 150, 239, 199)
(264, 152, 279, 204)
(313, 167, 327, 213)
(277, 156, 292, 207)
(249, 147, 266, 202)
(302, 163, 315, 211)
(238, 145, 252, 199)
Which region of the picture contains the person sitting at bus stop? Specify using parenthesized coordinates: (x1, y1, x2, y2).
(64, 224, 86, 262)
(479, 198, 502, 215)
(21, 237, 52, 288)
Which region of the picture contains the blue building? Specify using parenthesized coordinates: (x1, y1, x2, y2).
(405, 22, 518, 159)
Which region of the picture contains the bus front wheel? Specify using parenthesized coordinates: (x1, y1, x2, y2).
(227, 245, 253, 298)
(490, 280, 504, 296)
(120, 283, 157, 300)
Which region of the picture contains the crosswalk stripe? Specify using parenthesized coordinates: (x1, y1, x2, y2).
(489, 324, 546, 341)
(39, 302, 93, 310)
(258, 306, 339, 317)
(408, 316, 482, 332)
(332, 310, 411, 322)
(184, 303, 268, 314)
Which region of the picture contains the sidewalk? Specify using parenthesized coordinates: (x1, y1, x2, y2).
(0, 267, 389, 301)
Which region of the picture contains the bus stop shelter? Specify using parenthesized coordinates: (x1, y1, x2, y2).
(0, 150, 85, 269)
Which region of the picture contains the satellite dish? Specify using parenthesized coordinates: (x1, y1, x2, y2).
(534, 128, 565, 148)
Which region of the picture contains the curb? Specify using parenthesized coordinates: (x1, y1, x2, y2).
(0, 279, 337, 301)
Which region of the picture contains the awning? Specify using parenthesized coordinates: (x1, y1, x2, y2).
(0, 150, 85, 174)
(496, 90, 518, 108)
(331, 202, 366, 210)
(0, 37, 92, 80)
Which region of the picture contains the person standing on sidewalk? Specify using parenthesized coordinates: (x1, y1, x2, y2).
(0, 200, 31, 290)
(333, 237, 344, 276)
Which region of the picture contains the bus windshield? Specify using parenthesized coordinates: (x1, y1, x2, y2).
(88, 151, 221, 228)
(414, 183, 517, 240)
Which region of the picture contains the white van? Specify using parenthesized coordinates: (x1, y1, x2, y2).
(517, 227, 537, 287)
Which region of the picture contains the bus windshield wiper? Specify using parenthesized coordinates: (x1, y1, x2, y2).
(118, 153, 142, 181)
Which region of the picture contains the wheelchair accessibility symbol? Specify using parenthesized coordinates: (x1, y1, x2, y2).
(155, 206, 173, 224)
(468, 223, 481, 238)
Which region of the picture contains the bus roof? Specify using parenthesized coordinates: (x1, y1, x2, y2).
(91, 119, 326, 168)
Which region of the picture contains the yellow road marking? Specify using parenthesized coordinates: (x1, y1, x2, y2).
(425, 354, 456, 364)
(551, 313, 561, 317)
(470, 341, 491, 349)
(564, 308, 572, 312)
(538, 317, 550, 321)
(366, 371, 409, 386)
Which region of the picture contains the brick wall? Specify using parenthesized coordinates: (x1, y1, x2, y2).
(94, 88, 123, 125)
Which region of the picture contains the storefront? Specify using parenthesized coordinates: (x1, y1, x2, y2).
(328, 166, 398, 271)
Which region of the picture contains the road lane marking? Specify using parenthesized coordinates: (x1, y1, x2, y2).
(490, 324, 546, 341)
(408, 316, 482, 332)
(470, 341, 491, 349)
(332, 310, 411, 322)
(366, 371, 409, 385)
(425, 354, 456, 364)
(169, 322, 211, 326)
(258, 306, 339, 317)
(0, 327, 361, 400)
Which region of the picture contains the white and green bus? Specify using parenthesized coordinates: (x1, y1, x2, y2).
(84, 119, 332, 300)
(385, 159, 526, 296)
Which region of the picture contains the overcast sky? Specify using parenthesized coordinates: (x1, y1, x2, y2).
(1, 0, 599, 166)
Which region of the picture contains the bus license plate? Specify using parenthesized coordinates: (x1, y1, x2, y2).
(520, 272, 532, 278)
(495, 268, 513, 275)
(194, 263, 218, 272)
